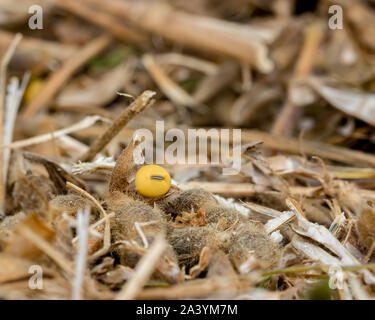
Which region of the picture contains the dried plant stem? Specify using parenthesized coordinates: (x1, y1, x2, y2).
(72, 207, 90, 300)
(264, 211, 295, 234)
(116, 235, 167, 300)
(56, 0, 146, 44)
(83, 0, 273, 72)
(241, 129, 375, 167)
(272, 21, 323, 137)
(66, 182, 106, 218)
(294, 23, 324, 79)
(182, 181, 375, 201)
(142, 54, 201, 109)
(262, 263, 375, 277)
(22, 35, 112, 117)
(363, 240, 375, 264)
(0, 33, 22, 217)
(242, 201, 283, 218)
(3, 74, 30, 176)
(72, 157, 115, 175)
(0, 29, 76, 61)
(79, 90, 156, 162)
(156, 53, 218, 75)
(90, 212, 115, 229)
(137, 278, 251, 299)
(66, 181, 111, 261)
(180, 181, 321, 198)
(1, 116, 104, 150)
(72, 212, 115, 243)
(193, 61, 239, 104)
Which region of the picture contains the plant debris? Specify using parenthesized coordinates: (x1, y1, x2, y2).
(1, 0, 375, 300)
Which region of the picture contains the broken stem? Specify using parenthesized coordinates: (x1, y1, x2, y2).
(79, 90, 156, 162)
(0, 33, 22, 217)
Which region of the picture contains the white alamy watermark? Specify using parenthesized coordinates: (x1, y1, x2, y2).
(28, 265, 43, 290)
(328, 265, 345, 290)
(328, 5, 343, 30)
(28, 5, 43, 30)
(133, 121, 242, 175)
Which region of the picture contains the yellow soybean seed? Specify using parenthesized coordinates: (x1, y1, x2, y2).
(135, 165, 171, 197)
